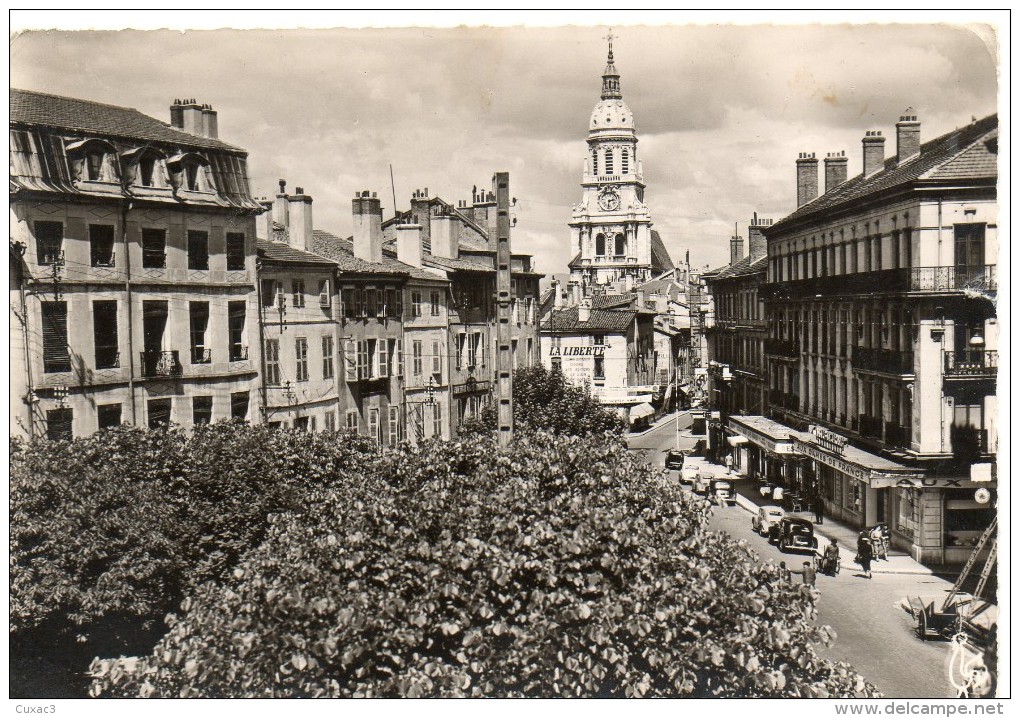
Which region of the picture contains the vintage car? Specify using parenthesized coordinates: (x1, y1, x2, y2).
(665, 449, 686, 472)
(709, 479, 736, 506)
(752, 506, 786, 536)
(692, 471, 713, 495)
(770, 516, 819, 553)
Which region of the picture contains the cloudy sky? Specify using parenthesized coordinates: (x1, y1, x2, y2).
(10, 12, 1001, 277)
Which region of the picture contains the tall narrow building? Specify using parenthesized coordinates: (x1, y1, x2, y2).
(567, 37, 673, 294)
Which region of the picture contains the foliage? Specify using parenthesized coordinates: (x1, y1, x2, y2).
(470, 364, 626, 437)
(10, 422, 380, 643)
(89, 431, 879, 698)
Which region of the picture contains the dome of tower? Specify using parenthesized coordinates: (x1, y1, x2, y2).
(590, 98, 634, 131)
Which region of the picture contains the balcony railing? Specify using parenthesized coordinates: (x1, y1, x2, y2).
(852, 346, 914, 374)
(884, 422, 911, 448)
(764, 337, 799, 358)
(858, 414, 883, 440)
(950, 425, 990, 458)
(769, 390, 800, 412)
(911, 265, 997, 293)
(140, 350, 182, 378)
(230, 345, 249, 362)
(95, 348, 120, 370)
(91, 251, 116, 268)
(192, 347, 212, 364)
(944, 350, 997, 377)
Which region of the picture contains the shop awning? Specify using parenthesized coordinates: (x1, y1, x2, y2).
(630, 403, 655, 421)
(728, 436, 749, 446)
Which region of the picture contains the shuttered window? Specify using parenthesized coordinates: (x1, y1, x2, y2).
(295, 337, 309, 382)
(345, 341, 358, 382)
(42, 301, 70, 373)
(93, 301, 119, 369)
(342, 287, 356, 319)
(141, 228, 166, 268)
(346, 410, 360, 432)
(377, 339, 389, 378)
(46, 408, 73, 441)
(388, 406, 400, 446)
(226, 233, 246, 271)
(265, 339, 281, 385)
(358, 340, 369, 380)
(413, 341, 423, 377)
(432, 340, 442, 378)
(322, 335, 334, 379)
(190, 302, 210, 364)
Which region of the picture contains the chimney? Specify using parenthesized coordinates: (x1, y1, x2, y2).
(748, 212, 770, 262)
(571, 282, 582, 307)
(823, 151, 848, 193)
(201, 104, 218, 139)
(552, 279, 564, 309)
(395, 223, 423, 268)
(578, 298, 591, 323)
(256, 199, 273, 240)
(472, 183, 498, 243)
(896, 109, 921, 165)
(352, 190, 383, 263)
(862, 130, 886, 177)
(286, 186, 313, 253)
(729, 222, 744, 265)
(272, 179, 289, 229)
(180, 99, 204, 136)
(796, 152, 819, 207)
(169, 99, 184, 129)
(430, 210, 458, 259)
(624, 274, 634, 292)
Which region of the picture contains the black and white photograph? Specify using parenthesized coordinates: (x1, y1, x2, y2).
(7, 10, 1008, 712)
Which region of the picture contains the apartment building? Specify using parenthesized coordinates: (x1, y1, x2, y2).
(10, 90, 262, 439)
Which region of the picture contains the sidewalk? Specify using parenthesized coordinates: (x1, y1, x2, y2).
(628, 410, 685, 438)
(721, 465, 934, 576)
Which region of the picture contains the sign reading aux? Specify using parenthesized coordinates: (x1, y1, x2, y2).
(548, 345, 609, 357)
(810, 425, 848, 455)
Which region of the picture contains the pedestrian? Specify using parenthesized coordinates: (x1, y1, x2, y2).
(724, 453, 734, 475)
(856, 532, 874, 579)
(813, 492, 825, 525)
(778, 561, 791, 583)
(772, 484, 784, 503)
(790, 560, 817, 587)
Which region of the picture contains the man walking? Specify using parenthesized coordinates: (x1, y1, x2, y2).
(813, 492, 825, 524)
(790, 560, 817, 587)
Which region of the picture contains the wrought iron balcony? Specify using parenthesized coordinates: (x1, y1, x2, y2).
(230, 345, 249, 362)
(91, 251, 116, 268)
(911, 265, 997, 293)
(884, 422, 911, 448)
(951, 425, 990, 458)
(768, 390, 800, 412)
(761, 265, 998, 300)
(851, 346, 914, 374)
(191, 347, 212, 364)
(764, 338, 799, 358)
(944, 350, 997, 377)
(858, 414, 883, 440)
(140, 350, 182, 378)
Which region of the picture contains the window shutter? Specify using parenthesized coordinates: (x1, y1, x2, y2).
(345, 341, 358, 382)
(432, 340, 442, 377)
(395, 290, 404, 318)
(395, 339, 404, 377)
(358, 340, 369, 380)
(42, 302, 70, 372)
(319, 280, 331, 307)
(378, 340, 389, 378)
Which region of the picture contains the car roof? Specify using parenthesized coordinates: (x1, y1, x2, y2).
(783, 516, 814, 526)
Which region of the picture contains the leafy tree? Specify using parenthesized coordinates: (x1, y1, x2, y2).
(469, 364, 625, 437)
(89, 432, 878, 698)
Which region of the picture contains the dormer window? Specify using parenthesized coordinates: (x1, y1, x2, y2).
(140, 156, 156, 186)
(66, 138, 119, 184)
(120, 146, 168, 189)
(165, 152, 212, 193)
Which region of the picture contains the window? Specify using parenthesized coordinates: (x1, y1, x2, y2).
(228, 302, 246, 361)
(187, 230, 209, 270)
(322, 335, 334, 379)
(591, 148, 598, 175)
(89, 224, 115, 267)
(36, 221, 63, 265)
(295, 337, 309, 381)
(456, 334, 464, 371)
(395, 340, 404, 377)
(261, 279, 280, 308)
(368, 408, 380, 441)
(142, 228, 167, 269)
(190, 302, 210, 364)
(265, 338, 281, 385)
(432, 403, 443, 439)
(185, 163, 201, 191)
(358, 340, 370, 380)
(93, 301, 119, 369)
(226, 233, 246, 271)
(527, 338, 533, 366)
(412, 291, 423, 318)
(148, 398, 172, 428)
(388, 406, 400, 446)
(139, 156, 156, 187)
(345, 341, 357, 382)
(377, 339, 389, 378)
(593, 334, 606, 346)
(954, 224, 986, 284)
(342, 287, 356, 318)
(413, 340, 423, 377)
(346, 410, 360, 433)
(375, 288, 387, 318)
(622, 148, 629, 174)
(319, 279, 331, 308)
(47, 408, 73, 441)
(512, 339, 518, 369)
(594, 355, 606, 380)
(292, 280, 306, 308)
(386, 288, 398, 319)
(97, 403, 121, 430)
(324, 411, 336, 432)
(193, 396, 213, 425)
(295, 416, 310, 432)
(467, 333, 477, 369)
(230, 391, 249, 421)
(605, 149, 614, 175)
(41, 301, 70, 373)
(432, 339, 442, 378)
(430, 291, 441, 316)
(595, 233, 606, 257)
(366, 288, 377, 318)
(395, 289, 404, 318)
(86, 150, 105, 181)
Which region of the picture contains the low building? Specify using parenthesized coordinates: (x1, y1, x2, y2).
(10, 90, 263, 439)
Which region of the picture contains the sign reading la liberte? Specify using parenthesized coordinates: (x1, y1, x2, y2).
(548, 346, 607, 356)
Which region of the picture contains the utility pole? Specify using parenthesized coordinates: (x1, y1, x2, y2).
(494, 172, 514, 446)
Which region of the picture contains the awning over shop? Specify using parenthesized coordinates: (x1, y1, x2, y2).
(790, 432, 927, 488)
(629, 403, 655, 421)
(727, 436, 749, 446)
(728, 415, 799, 454)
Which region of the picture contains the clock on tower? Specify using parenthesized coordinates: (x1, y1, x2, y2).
(598, 186, 621, 212)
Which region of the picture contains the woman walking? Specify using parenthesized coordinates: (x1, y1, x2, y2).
(856, 532, 874, 579)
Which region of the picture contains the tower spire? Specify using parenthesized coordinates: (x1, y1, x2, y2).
(601, 29, 622, 100)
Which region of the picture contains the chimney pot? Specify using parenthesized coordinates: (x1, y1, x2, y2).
(823, 150, 849, 193)
(795, 152, 820, 207)
(862, 129, 887, 176)
(896, 108, 921, 165)
(278, 179, 287, 194)
(353, 190, 383, 263)
(295, 187, 304, 195)
(286, 186, 314, 253)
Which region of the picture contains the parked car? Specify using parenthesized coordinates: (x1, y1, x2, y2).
(692, 471, 712, 495)
(665, 449, 686, 472)
(771, 516, 819, 553)
(709, 478, 736, 506)
(752, 506, 786, 536)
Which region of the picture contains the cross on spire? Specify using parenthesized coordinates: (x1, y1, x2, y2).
(603, 29, 615, 61)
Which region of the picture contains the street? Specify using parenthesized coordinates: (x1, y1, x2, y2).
(628, 412, 958, 698)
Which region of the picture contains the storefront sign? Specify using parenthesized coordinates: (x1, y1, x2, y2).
(729, 421, 796, 455)
(871, 476, 991, 489)
(549, 345, 608, 356)
(453, 379, 491, 396)
(810, 425, 848, 455)
(794, 439, 869, 481)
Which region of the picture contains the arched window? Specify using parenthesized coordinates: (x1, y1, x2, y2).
(615, 233, 626, 257)
(591, 149, 598, 176)
(621, 149, 629, 174)
(605, 149, 614, 175)
(595, 233, 606, 256)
